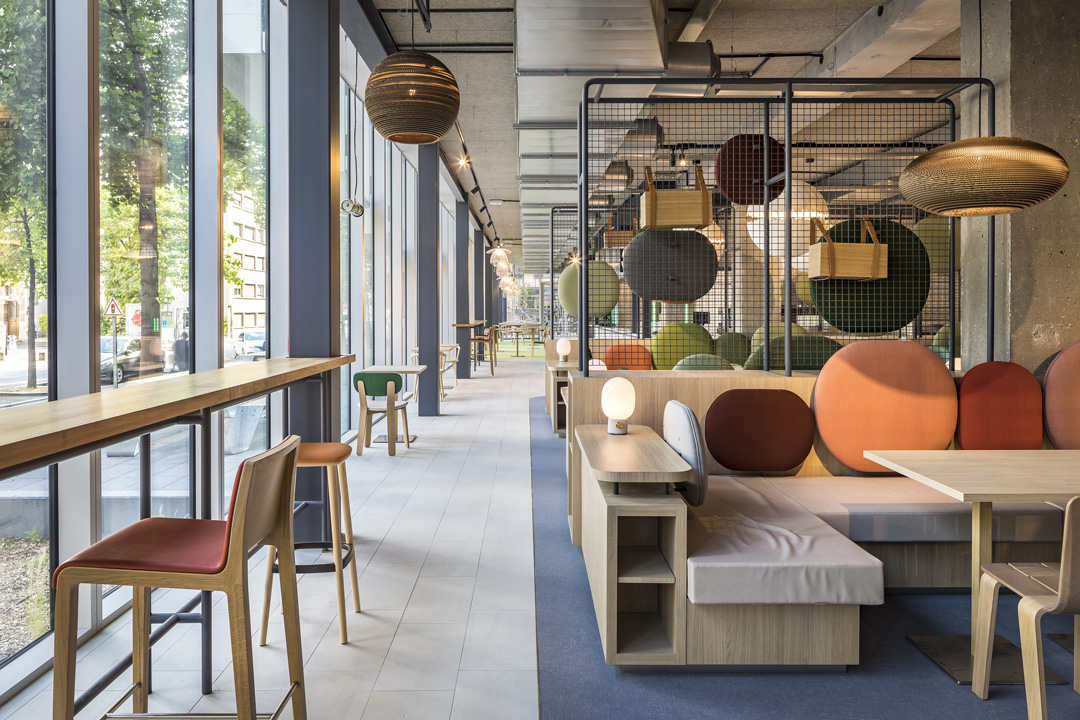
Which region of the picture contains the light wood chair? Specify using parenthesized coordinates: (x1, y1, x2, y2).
(439, 345, 459, 397)
(260, 442, 360, 646)
(52, 437, 307, 720)
(470, 326, 497, 375)
(355, 371, 410, 457)
(972, 495, 1080, 720)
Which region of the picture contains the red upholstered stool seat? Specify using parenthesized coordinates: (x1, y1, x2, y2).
(603, 344, 654, 371)
(52, 518, 227, 588)
(957, 361, 1042, 450)
(704, 389, 814, 472)
(298, 442, 352, 466)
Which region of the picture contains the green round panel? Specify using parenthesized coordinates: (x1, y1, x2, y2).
(557, 261, 619, 318)
(933, 322, 960, 349)
(653, 323, 714, 370)
(673, 354, 733, 371)
(913, 216, 959, 274)
(743, 335, 844, 371)
(715, 332, 751, 366)
(751, 322, 809, 350)
(809, 218, 930, 334)
(929, 345, 953, 363)
(795, 272, 814, 305)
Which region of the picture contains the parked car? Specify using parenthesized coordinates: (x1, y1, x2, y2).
(235, 329, 266, 357)
(99, 337, 165, 384)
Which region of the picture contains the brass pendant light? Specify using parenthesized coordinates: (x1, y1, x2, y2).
(899, 137, 1069, 217)
(364, 50, 460, 145)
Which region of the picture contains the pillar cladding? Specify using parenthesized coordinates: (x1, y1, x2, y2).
(455, 202, 472, 380)
(416, 144, 441, 417)
(960, 0, 1080, 370)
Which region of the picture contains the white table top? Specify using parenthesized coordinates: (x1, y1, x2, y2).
(365, 364, 427, 375)
(863, 450, 1080, 503)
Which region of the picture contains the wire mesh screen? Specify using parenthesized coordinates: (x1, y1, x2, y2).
(550, 206, 579, 338)
(577, 84, 959, 375)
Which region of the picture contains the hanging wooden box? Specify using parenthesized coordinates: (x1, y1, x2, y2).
(639, 166, 712, 231)
(603, 220, 637, 250)
(807, 217, 888, 281)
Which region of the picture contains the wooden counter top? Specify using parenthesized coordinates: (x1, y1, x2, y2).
(0, 355, 353, 471)
(575, 424, 691, 485)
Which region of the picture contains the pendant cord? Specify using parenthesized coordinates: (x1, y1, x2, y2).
(977, 0, 983, 138)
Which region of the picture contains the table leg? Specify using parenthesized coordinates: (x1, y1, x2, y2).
(972, 501, 993, 645)
(199, 408, 213, 694)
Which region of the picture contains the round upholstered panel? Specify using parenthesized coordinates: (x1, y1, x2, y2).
(957, 362, 1043, 450)
(652, 322, 714, 370)
(715, 134, 785, 206)
(814, 341, 957, 473)
(1044, 340, 1080, 449)
(673, 354, 732, 371)
(704, 389, 814, 473)
(621, 230, 718, 303)
(742, 335, 844, 371)
(663, 401, 709, 507)
(557, 261, 619, 318)
(809, 218, 931, 334)
(714, 332, 751, 366)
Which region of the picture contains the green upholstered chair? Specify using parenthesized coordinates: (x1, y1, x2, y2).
(354, 371, 410, 456)
(673, 354, 733, 371)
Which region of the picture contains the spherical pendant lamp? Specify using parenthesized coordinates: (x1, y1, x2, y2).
(364, 50, 460, 145)
(899, 137, 1069, 217)
(745, 180, 829, 257)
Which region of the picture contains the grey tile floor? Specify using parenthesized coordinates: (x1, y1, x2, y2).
(0, 359, 542, 719)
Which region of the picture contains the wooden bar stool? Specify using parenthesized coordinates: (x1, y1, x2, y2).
(260, 442, 361, 645)
(52, 437, 307, 720)
(470, 326, 497, 375)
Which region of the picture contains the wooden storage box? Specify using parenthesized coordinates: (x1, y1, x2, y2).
(603, 219, 637, 250)
(639, 166, 712, 231)
(807, 217, 888, 281)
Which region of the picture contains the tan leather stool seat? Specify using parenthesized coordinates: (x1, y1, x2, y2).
(298, 442, 352, 466)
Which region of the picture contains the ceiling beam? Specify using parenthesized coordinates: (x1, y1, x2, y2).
(676, 0, 724, 43)
(800, 0, 961, 79)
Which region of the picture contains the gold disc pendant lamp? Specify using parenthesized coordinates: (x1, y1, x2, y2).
(364, 50, 460, 145)
(900, 136, 1069, 217)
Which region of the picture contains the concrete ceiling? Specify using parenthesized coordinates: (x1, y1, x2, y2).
(364, 0, 963, 270)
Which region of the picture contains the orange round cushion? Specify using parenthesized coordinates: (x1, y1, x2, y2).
(957, 362, 1042, 450)
(704, 389, 814, 472)
(815, 341, 957, 473)
(1044, 341, 1080, 449)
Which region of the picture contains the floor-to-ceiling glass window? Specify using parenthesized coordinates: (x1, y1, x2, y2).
(221, 0, 269, 488)
(362, 114, 374, 368)
(404, 159, 417, 360)
(99, 0, 193, 539)
(0, 0, 51, 665)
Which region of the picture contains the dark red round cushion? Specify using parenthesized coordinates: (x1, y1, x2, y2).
(715, 134, 785, 206)
(957, 361, 1042, 450)
(1044, 340, 1080, 449)
(704, 389, 814, 472)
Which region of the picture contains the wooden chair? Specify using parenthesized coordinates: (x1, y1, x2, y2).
(972, 496, 1080, 720)
(355, 371, 410, 457)
(470, 326, 497, 375)
(439, 345, 459, 397)
(52, 437, 307, 720)
(260, 442, 360, 646)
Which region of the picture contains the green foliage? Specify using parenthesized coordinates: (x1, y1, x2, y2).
(36, 314, 45, 336)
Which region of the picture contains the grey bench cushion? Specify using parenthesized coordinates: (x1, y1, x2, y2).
(687, 476, 884, 605)
(764, 475, 1064, 543)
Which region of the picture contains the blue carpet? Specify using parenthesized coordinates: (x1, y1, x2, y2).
(529, 396, 1080, 720)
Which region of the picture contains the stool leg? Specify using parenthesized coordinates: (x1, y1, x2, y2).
(227, 579, 257, 720)
(52, 577, 79, 720)
(387, 406, 397, 457)
(259, 545, 276, 647)
(275, 536, 308, 720)
(133, 586, 151, 713)
(364, 413, 373, 448)
(401, 408, 412, 449)
(326, 465, 348, 644)
(337, 462, 362, 612)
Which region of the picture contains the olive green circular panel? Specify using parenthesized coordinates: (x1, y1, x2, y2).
(743, 335, 844, 371)
(913, 216, 959, 274)
(933, 322, 960, 348)
(795, 272, 814, 305)
(557, 261, 619, 318)
(714, 332, 751, 366)
(751, 323, 809, 350)
(653, 323, 714, 370)
(809, 218, 930, 334)
(673, 354, 733, 371)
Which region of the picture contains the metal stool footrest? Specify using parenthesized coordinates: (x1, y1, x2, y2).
(276, 538, 355, 575)
(103, 682, 298, 720)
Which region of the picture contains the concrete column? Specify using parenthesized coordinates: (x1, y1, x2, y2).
(416, 144, 441, 416)
(454, 202, 471, 379)
(288, 0, 340, 541)
(473, 229, 485, 360)
(960, 0, 1080, 369)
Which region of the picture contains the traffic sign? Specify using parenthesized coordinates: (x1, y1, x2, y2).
(104, 297, 123, 317)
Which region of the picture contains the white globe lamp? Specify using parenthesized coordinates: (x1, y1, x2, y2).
(601, 377, 636, 435)
(556, 338, 572, 362)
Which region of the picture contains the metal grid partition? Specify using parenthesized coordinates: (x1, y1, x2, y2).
(575, 78, 990, 376)
(549, 206, 579, 337)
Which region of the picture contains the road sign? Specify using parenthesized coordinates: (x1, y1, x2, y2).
(104, 297, 123, 318)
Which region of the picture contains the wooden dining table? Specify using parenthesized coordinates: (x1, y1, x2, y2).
(865, 449, 1080, 685)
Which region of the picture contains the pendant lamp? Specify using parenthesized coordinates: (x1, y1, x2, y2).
(489, 246, 509, 266)
(899, 137, 1069, 217)
(364, 50, 460, 145)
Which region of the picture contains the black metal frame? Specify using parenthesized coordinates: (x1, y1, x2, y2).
(549, 205, 577, 334)
(577, 76, 994, 377)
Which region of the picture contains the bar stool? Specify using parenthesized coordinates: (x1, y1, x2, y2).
(260, 442, 361, 645)
(471, 325, 497, 375)
(52, 437, 307, 720)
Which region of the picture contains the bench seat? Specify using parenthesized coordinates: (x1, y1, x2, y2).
(763, 476, 1064, 543)
(687, 477, 884, 606)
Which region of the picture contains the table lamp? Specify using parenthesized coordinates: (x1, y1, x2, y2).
(556, 338, 571, 362)
(601, 377, 636, 435)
